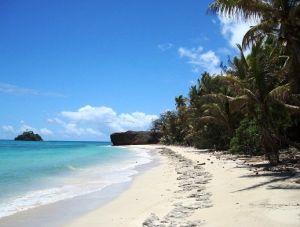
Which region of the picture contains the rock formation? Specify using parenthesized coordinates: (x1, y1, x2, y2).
(110, 131, 160, 146)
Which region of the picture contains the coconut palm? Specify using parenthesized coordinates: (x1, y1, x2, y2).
(199, 100, 234, 147)
(199, 95, 233, 133)
(157, 111, 179, 144)
(186, 73, 239, 148)
(175, 95, 187, 109)
(175, 95, 190, 144)
(209, 0, 300, 92)
(224, 40, 299, 164)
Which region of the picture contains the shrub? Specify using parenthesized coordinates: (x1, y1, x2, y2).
(229, 118, 262, 155)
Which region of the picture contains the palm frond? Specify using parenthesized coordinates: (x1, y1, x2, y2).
(217, 75, 245, 94)
(283, 103, 300, 114)
(268, 83, 291, 102)
(209, 0, 272, 20)
(229, 95, 248, 113)
(201, 103, 228, 123)
(236, 44, 249, 67)
(199, 116, 226, 127)
(200, 93, 234, 104)
(243, 88, 259, 103)
(242, 20, 275, 49)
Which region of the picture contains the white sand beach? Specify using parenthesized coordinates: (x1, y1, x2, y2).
(66, 145, 300, 227)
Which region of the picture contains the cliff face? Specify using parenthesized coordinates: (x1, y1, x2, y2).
(110, 131, 160, 146)
(14, 131, 43, 141)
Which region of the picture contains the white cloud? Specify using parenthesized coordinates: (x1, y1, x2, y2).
(178, 46, 221, 74)
(179, 46, 203, 59)
(62, 124, 102, 137)
(114, 112, 158, 131)
(48, 118, 103, 137)
(2, 106, 157, 141)
(158, 43, 173, 51)
(49, 105, 158, 139)
(39, 128, 53, 136)
(0, 83, 66, 98)
(61, 106, 116, 122)
(2, 125, 15, 133)
(218, 15, 257, 48)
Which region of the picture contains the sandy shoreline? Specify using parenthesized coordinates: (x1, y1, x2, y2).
(65, 145, 178, 226)
(66, 145, 300, 227)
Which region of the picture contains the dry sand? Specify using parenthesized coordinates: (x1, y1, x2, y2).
(66, 145, 300, 227)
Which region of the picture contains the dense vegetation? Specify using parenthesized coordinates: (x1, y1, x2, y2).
(152, 0, 300, 165)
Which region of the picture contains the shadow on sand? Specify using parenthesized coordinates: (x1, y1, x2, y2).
(232, 163, 300, 192)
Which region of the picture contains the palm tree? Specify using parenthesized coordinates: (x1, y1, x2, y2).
(209, 0, 300, 93)
(175, 95, 189, 144)
(224, 40, 299, 164)
(158, 111, 179, 144)
(199, 95, 234, 135)
(187, 73, 240, 148)
(175, 95, 187, 109)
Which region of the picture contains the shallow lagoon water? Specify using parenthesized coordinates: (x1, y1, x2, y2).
(0, 140, 153, 221)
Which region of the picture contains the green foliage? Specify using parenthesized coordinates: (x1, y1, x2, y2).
(209, 0, 300, 93)
(152, 0, 300, 165)
(229, 118, 262, 155)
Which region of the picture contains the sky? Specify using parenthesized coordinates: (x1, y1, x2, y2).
(0, 0, 253, 141)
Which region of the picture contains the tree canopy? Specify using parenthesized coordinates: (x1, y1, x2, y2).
(152, 0, 300, 165)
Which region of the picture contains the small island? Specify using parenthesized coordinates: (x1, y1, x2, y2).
(14, 131, 43, 141)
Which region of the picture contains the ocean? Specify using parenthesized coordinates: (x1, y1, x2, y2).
(0, 140, 152, 220)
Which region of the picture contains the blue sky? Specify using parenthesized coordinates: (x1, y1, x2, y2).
(0, 0, 251, 141)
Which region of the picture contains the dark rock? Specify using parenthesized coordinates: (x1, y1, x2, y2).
(110, 131, 161, 146)
(15, 131, 43, 141)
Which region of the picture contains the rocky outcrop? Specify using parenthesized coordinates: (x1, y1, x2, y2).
(110, 131, 160, 146)
(14, 131, 43, 141)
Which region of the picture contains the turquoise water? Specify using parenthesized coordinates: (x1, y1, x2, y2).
(0, 140, 152, 218)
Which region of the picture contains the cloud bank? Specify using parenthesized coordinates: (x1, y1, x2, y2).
(48, 105, 158, 140)
(1, 106, 157, 141)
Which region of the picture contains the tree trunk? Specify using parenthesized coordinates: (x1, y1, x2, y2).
(262, 128, 279, 165)
(287, 38, 300, 95)
(265, 148, 279, 165)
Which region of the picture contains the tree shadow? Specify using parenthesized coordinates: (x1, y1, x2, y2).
(232, 173, 298, 193)
(240, 171, 296, 178)
(267, 185, 300, 190)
